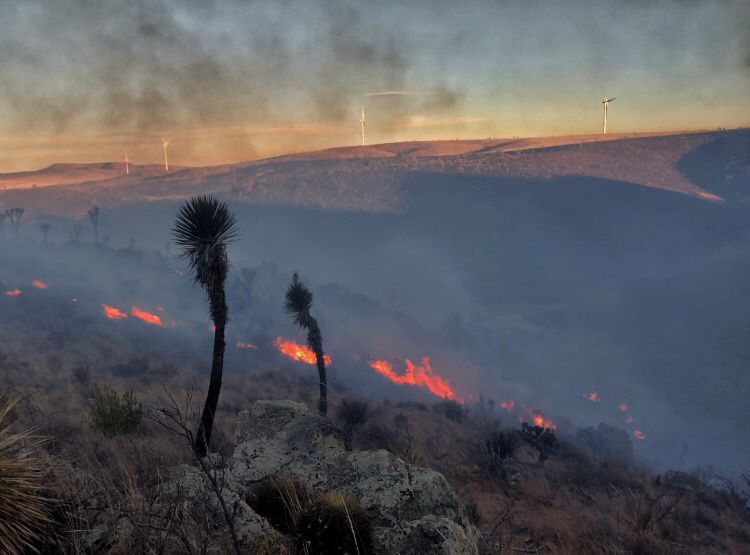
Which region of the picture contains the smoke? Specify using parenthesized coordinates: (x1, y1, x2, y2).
(0, 0, 463, 138)
(1, 0, 746, 147)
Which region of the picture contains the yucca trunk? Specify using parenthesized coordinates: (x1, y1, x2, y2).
(308, 323, 328, 416)
(195, 286, 228, 457)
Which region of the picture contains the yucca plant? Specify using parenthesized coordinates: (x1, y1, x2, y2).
(173, 195, 238, 456)
(284, 273, 329, 415)
(0, 396, 49, 554)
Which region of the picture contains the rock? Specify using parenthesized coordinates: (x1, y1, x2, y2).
(229, 400, 479, 555)
(163, 462, 280, 551)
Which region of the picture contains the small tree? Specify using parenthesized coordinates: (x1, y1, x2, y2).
(284, 273, 329, 415)
(40, 224, 51, 243)
(173, 195, 238, 456)
(87, 206, 100, 244)
(5, 208, 24, 237)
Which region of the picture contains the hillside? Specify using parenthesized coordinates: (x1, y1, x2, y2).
(0, 129, 746, 218)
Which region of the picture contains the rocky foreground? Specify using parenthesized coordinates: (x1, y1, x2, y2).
(91, 400, 477, 554)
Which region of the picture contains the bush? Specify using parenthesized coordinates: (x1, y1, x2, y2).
(250, 475, 372, 554)
(89, 385, 143, 436)
(520, 422, 557, 463)
(71, 363, 90, 385)
(0, 396, 50, 554)
(432, 400, 466, 422)
(480, 429, 521, 468)
(335, 399, 371, 433)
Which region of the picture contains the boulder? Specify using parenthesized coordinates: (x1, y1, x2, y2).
(228, 400, 478, 555)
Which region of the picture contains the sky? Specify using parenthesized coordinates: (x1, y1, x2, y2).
(0, 0, 748, 172)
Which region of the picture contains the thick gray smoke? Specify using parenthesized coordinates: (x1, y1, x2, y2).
(0, 0, 747, 137)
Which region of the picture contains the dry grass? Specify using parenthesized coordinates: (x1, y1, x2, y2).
(2, 343, 749, 553)
(0, 396, 50, 554)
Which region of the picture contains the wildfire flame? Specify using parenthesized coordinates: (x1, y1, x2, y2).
(500, 399, 515, 412)
(618, 403, 629, 412)
(236, 340, 258, 350)
(102, 304, 127, 319)
(633, 430, 646, 440)
(519, 404, 556, 429)
(31, 280, 47, 289)
(274, 337, 331, 366)
(584, 392, 600, 402)
(130, 306, 174, 327)
(368, 357, 456, 400)
(4, 289, 22, 297)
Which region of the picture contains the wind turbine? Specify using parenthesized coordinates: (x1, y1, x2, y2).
(161, 137, 169, 172)
(601, 96, 615, 134)
(360, 106, 366, 146)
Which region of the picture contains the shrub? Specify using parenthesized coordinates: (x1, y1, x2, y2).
(250, 475, 372, 554)
(520, 422, 557, 463)
(71, 363, 90, 385)
(335, 399, 371, 433)
(89, 385, 143, 436)
(0, 396, 50, 554)
(480, 429, 521, 468)
(432, 399, 466, 422)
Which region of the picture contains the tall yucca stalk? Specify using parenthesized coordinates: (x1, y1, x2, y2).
(173, 195, 238, 456)
(0, 396, 49, 554)
(285, 273, 329, 415)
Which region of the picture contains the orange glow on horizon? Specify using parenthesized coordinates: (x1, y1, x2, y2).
(31, 280, 47, 289)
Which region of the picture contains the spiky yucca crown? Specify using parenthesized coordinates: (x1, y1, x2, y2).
(285, 273, 315, 328)
(173, 195, 238, 322)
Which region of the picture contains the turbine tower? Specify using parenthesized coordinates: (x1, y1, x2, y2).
(124, 150, 129, 175)
(360, 106, 366, 146)
(601, 96, 615, 134)
(161, 137, 169, 172)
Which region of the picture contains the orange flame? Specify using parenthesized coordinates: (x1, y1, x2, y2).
(583, 392, 599, 402)
(31, 280, 47, 289)
(130, 306, 174, 327)
(4, 289, 22, 297)
(633, 430, 646, 440)
(236, 340, 258, 350)
(518, 405, 556, 429)
(102, 304, 127, 319)
(274, 337, 331, 366)
(618, 403, 629, 412)
(500, 399, 515, 412)
(368, 357, 456, 400)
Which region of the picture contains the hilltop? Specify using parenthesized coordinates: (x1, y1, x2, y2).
(0, 129, 746, 218)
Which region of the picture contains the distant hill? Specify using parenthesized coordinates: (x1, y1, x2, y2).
(0, 129, 746, 218)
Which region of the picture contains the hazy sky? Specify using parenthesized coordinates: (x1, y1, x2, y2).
(0, 0, 748, 171)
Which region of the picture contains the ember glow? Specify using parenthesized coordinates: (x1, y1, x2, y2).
(236, 340, 258, 350)
(500, 399, 515, 412)
(274, 337, 331, 366)
(31, 280, 47, 289)
(618, 403, 629, 412)
(367, 357, 456, 400)
(584, 392, 600, 402)
(130, 306, 174, 327)
(4, 289, 22, 297)
(634, 430, 646, 440)
(102, 304, 127, 319)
